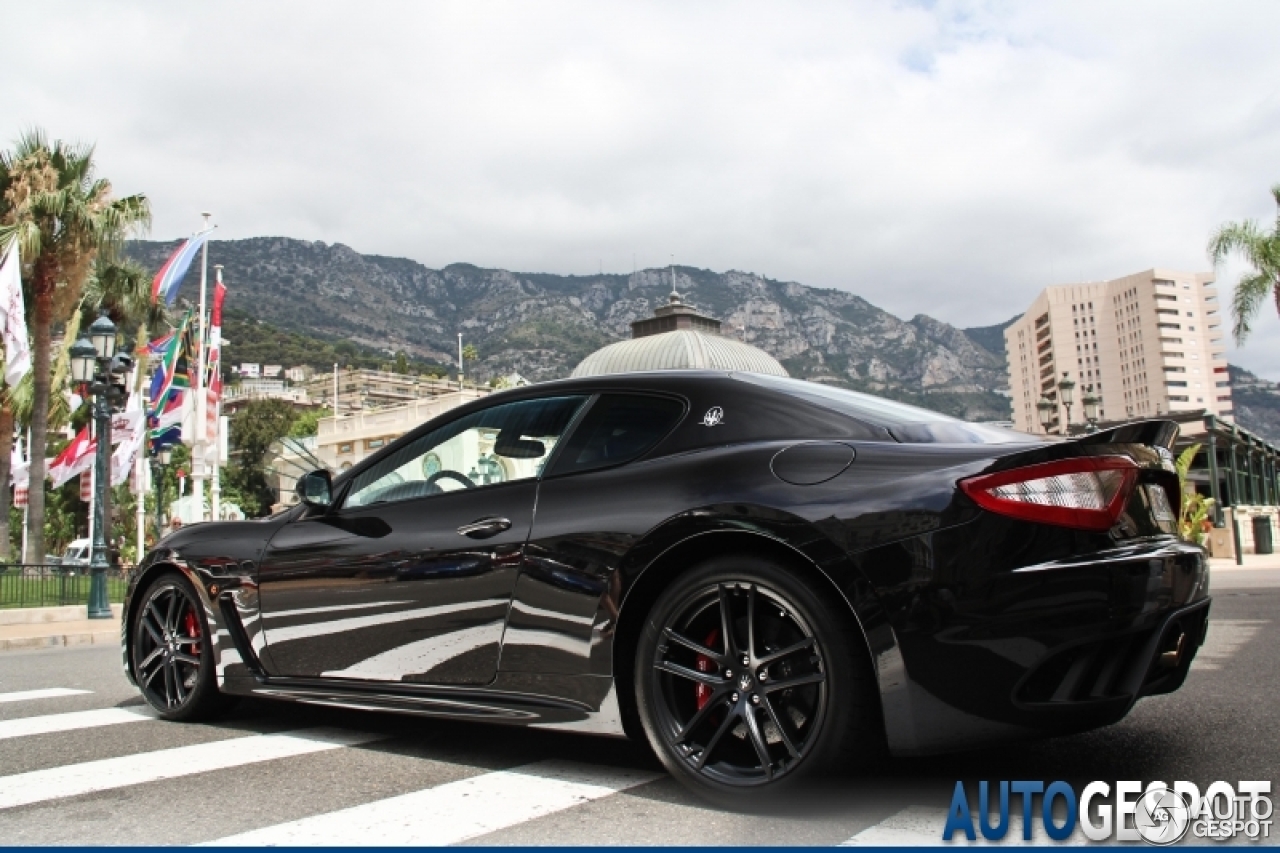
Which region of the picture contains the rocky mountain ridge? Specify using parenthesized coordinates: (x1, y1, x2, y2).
(127, 237, 1015, 419)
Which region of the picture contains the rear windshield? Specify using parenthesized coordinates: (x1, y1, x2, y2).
(733, 373, 1037, 445)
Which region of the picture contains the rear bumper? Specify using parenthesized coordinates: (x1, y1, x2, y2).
(876, 536, 1210, 755)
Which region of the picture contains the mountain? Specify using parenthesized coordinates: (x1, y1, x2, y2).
(961, 316, 1019, 361)
(127, 237, 1015, 419)
(1227, 365, 1280, 444)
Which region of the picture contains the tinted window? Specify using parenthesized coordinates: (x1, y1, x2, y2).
(550, 394, 685, 475)
(734, 373, 1035, 445)
(344, 396, 587, 508)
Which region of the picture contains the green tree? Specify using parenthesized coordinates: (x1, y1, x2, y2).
(1208, 183, 1280, 345)
(0, 130, 150, 561)
(226, 399, 299, 516)
(393, 351, 409, 374)
(288, 407, 328, 439)
(1175, 444, 1215, 546)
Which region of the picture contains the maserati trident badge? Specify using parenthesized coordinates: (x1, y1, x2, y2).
(701, 406, 724, 427)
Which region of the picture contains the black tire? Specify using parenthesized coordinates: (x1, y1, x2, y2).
(131, 572, 234, 721)
(635, 554, 879, 808)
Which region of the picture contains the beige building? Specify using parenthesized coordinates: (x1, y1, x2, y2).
(304, 368, 484, 414)
(1005, 269, 1231, 434)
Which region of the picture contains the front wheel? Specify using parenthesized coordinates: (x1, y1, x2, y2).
(635, 555, 879, 807)
(131, 573, 233, 721)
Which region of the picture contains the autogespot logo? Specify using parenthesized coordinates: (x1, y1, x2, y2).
(942, 780, 1273, 844)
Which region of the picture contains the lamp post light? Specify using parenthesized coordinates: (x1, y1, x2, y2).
(70, 312, 129, 620)
(1057, 372, 1076, 435)
(1037, 396, 1054, 434)
(1082, 386, 1101, 433)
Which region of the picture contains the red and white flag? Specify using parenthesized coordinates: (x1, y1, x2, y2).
(48, 426, 95, 488)
(79, 470, 93, 503)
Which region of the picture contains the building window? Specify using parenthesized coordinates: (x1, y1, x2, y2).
(366, 438, 385, 451)
(339, 442, 353, 454)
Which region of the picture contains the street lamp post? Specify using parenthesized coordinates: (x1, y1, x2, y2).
(1037, 396, 1054, 434)
(71, 312, 130, 620)
(1057, 372, 1076, 435)
(1082, 386, 1101, 433)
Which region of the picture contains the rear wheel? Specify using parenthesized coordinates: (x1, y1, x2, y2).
(635, 554, 879, 808)
(131, 573, 233, 721)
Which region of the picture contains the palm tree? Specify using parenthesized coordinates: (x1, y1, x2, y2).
(1208, 183, 1280, 345)
(0, 130, 150, 561)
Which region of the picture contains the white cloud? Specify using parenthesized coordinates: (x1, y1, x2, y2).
(3, 0, 1279, 376)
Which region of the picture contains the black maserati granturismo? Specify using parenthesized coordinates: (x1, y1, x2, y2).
(122, 370, 1209, 805)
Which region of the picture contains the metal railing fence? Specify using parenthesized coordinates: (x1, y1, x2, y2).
(0, 564, 130, 609)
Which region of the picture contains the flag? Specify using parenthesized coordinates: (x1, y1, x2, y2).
(79, 470, 93, 503)
(111, 394, 146, 486)
(48, 426, 95, 488)
(0, 240, 32, 386)
(10, 440, 28, 489)
(148, 311, 194, 413)
(205, 276, 226, 389)
(151, 229, 213, 306)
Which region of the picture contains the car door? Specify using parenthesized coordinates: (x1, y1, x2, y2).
(501, 393, 687, 674)
(257, 394, 588, 685)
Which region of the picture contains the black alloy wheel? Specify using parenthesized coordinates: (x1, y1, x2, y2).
(636, 555, 878, 807)
(131, 573, 231, 721)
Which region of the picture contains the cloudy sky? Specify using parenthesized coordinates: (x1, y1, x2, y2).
(5, 1, 1280, 376)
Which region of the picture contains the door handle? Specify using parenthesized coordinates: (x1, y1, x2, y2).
(456, 517, 512, 539)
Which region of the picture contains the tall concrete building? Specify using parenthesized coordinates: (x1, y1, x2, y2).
(1005, 269, 1232, 434)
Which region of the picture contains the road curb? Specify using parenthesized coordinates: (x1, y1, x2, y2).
(0, 604, 124, 626)
(0, 630, 119, 652)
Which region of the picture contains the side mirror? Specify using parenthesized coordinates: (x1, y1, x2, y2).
(296, 469, 333, 509)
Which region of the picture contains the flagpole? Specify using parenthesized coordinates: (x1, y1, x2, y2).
(20, 429, 29, 562)
(192, 212, 211, 521)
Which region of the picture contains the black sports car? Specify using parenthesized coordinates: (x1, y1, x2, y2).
(122, 371, 1209, 804)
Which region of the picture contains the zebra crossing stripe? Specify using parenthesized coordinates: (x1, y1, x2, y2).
(0, 727, 382, 810)
(207, 759, 661, 846)
(0, 707, 155, 741)
(0, 688, 91, 704)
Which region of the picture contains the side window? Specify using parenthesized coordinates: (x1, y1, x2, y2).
(343, 395, 587, 509)
(550, 394, 684, 476)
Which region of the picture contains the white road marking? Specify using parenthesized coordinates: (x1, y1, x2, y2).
(841, 806, 1088, 846)
(206, 759, 660, 846)
(0, 707, 155, 740)
(0, 727, 382, 810)
(0, 688, 91, 704)
(1190, 618, 1268, 671)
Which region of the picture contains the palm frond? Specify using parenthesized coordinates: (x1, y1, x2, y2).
(1207, 219, 1264, 267)
(1230, 270, 1273, 344)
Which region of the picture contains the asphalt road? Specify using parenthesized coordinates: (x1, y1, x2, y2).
(0, 568, 1274, 846)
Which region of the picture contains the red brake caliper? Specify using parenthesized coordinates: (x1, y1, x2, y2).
(182, 607, 200, 657)
(695, 628, 720, 710)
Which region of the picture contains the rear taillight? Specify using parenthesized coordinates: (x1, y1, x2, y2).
(959, 456, 1139, 532)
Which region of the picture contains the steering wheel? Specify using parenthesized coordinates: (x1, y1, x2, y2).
(427, 470, 476, 490)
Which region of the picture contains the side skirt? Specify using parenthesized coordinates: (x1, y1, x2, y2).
(220, 673, 627, 736)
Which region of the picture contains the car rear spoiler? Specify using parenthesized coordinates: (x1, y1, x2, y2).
(1071, 419, 1179, 451)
